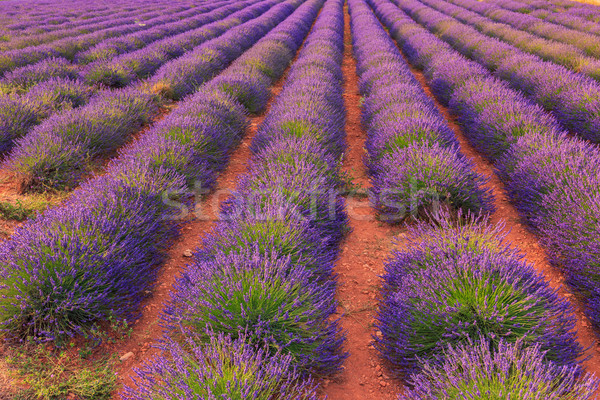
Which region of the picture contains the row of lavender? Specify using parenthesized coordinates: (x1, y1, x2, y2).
(350, 0, 599, 396)
(0, 0, 165, 36)
(0, 0, 287, 194)
(371, 0, 600, 350)
(418, 0, 600, 80)
(0, 1, 194, 76)
(0, 0, 309, 343)
(483, 0, 600, 35)
(454, 0, 600, 57)
(0, 0, 162, 44)
(0, 0, 239, 93)
(0, 1, 177, 52)
(0, 0, 266, 158)
(78, 0, 257, 88)
(350, 0, 492, 222)
(394, 0, 600, 144)
(124, 0, 350, 397)
(499, 0, 600, 22)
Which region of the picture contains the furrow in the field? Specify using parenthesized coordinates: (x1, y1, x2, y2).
(75, 0, 235, 65)
(415, 0, 600, 78)
(322, 4, 404, 399)
(0, 0, 288, 197)
(0, 3, 164, 45)
(0, 0, 269, 173)
(447, 0, 600, 57)
(483, 0, 600, 36)
(0, 1, 172, 40)
(0, 2, 179, 52)
(0, 4, 180, 74)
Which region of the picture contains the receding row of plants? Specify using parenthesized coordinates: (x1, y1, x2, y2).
(448, 0, 600, 57)
(123, 0, 351, 397)
(0, 0, 317, 345)
(505, 0, 600, 22)
(365, 0, 600, 382)
(0, 1, 183, 75)
(0, 0, 239, 96)
(349, 0, 600, 397)
(0, 1, 179, 52)
(483, 0, 600, 36)
(418, 0, 600, 79)
(0, 0, 162, 41)
(0, 0, 293, 196)
(393, 0, 600, 145)
(349, 0, 492, 223)
(0, 0, 266, 157)
(375, 0, 600, 331)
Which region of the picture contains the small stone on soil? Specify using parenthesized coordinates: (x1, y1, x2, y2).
(120, 351, 134, 362)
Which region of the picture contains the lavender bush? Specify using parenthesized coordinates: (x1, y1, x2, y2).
(165, 249, 343, 375)
(123, 334, 319, 400)
(376, 218, 583, 376)
(349, 0, 492, 222)
(403, 339, 598, 399)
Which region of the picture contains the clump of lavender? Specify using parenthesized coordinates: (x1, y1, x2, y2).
(165, 249, 345, 375)
(382, 214, 514, 293)
(124, 334, 319, 400)
(199, 199, 336, 280)
(376, 226, 583, 376)
(0, 171, 184, 341)
(371, 143, 493, 222)
(402, 339, 598, 400)
(225, 154, 347, 250)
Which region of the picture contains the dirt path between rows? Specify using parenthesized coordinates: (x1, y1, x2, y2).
(399, 47, 600, 379)
(322, 5, 404, 399)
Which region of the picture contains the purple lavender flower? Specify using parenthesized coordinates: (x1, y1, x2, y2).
(123, 334, 319, 400)
(371, 143, 493, 222)
(376, 227, 583, 376)
(165, 249, 345, 375)
(402, 338, 598, 399)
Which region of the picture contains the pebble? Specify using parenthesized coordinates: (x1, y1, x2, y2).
(183, 249, 193, 257)
(120, 351, 134, 362)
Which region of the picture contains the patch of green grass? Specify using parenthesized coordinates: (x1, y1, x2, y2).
(0, 201, 37, 221)
(6, 344, 117, 400)
(4, 315, 131, 400)
(0, 196, 63, 221)
(341, 169, 369, 198)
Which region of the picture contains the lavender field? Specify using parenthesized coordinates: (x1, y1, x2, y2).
(0, 0, 599, 398)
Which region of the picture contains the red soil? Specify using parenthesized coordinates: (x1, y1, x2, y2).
(322, 6, 404, 399)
